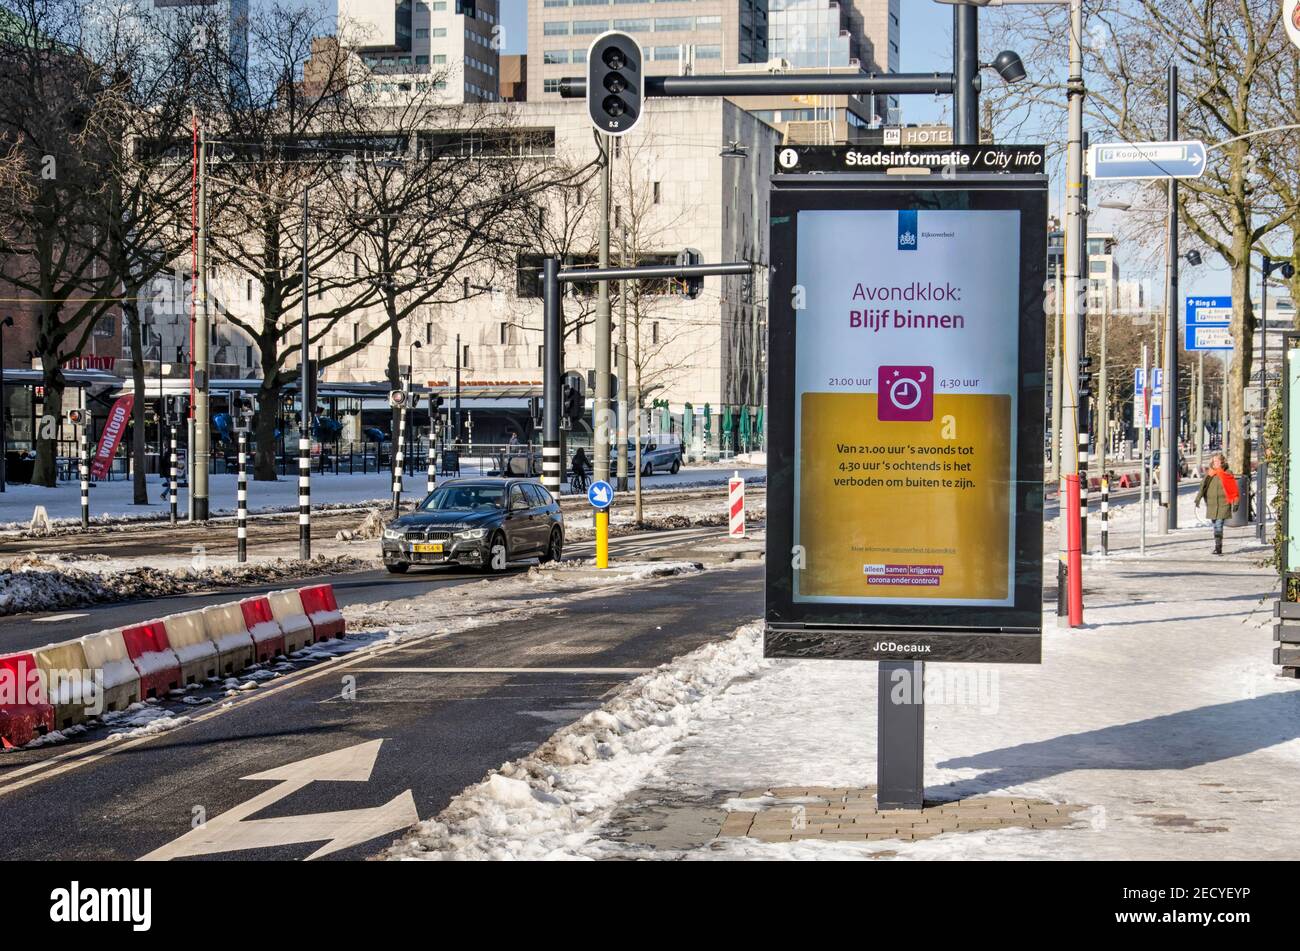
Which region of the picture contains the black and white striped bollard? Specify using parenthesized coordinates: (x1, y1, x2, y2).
(1079, 432, 1089, 552)
(169, 424, 178, 525)
(426, 423, 436, 496)
(392, 406, 407, 512)
(542, 439, 561, 496)
(298, 435, 311, 560)
(79, 427, 90, 530)
(1100, 475, 1109, 555)
(237, 430, 248, 563)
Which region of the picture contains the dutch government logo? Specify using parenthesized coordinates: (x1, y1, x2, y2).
(897, 209, 918, 250)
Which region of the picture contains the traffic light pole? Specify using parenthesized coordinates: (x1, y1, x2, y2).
(541, 259, 752, 511)
(542, 257, 562, 498)
(595, 134, 613, 568)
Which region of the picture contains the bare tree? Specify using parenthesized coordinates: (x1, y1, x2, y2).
(984, 0, 1289, 475)
(0, 0, 121, 486)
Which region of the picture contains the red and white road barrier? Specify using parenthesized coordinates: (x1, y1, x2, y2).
(729, 471, 745, 539)
(0, 584, 347, 746)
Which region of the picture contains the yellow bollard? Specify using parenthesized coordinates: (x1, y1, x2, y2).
(595, 510, 609, 568)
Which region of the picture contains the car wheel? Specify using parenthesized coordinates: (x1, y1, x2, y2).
(669, 458, 680, 474)
(487, 532, 509, 573)
(642, 461, 653, 476)
(540, 528, 563, 563)
(386, 562, 410, 574)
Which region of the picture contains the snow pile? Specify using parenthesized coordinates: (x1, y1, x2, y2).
(101, 702, 191, 740)
(0, 553, 373, 616)
(528, 560, 705, 582)
(338, 508, 387, 541)
(385, 621, 766, 861)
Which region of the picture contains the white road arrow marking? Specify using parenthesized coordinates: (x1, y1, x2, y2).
(139, 739, 419, 861)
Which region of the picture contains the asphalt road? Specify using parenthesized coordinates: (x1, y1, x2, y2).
(0, 524, 726, 654)
(0, 560, 764, 861)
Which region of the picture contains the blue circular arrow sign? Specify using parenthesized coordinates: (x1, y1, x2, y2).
(587, 480, 614, 509)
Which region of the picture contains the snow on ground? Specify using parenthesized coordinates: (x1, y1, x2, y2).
(0, 464, 767, 530)
(385, 491, 1300, 860)
(385, 621, 764, 861)
(0, 552, 372, 617)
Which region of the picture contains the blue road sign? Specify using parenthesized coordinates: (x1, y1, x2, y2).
(1184, 295, 1233, 351)
(1088, 140, 1207, 180)
(588, 480, 614, 509)
(1135, 368, 1162, 428)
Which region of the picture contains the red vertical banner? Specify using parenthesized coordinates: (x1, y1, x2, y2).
(90, 395, 133, 480)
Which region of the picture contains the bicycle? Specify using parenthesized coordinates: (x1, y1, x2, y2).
(569, 468, 590, 496)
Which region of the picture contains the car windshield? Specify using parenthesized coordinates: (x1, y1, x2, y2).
(420, 485, 505, 512)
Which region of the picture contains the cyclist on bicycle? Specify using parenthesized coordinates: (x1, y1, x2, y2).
(570, 447, 590, 493)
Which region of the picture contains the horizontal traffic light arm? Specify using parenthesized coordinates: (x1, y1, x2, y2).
(559, 71, 962, 100)
(557, 261, 753, 283)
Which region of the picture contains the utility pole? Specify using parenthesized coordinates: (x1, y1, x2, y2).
(1162, 63, 1180, 533)
(1061, 0, 1084, 624)
(454, 332, 461, 446)
(193, 125, 210, 521)
(1051, 267, 1061, 482)
(1196, 350, 1205, 466)
(593, 133, 613, 568)
(617, 224, 629, 492)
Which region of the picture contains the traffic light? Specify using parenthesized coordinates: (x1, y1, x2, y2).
(66, 408, 87, 426)
(231, 390, 254, 432)
(1078, 357, 1093, 400)
(389, 389, 410, 409)
(587, 32, 643, 136)
(677, 248, 703, 299)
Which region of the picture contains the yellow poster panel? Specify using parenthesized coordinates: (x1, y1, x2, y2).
(799, 392, 1011, 602)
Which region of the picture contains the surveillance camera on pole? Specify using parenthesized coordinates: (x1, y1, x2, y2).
(587, 32, 643, 136)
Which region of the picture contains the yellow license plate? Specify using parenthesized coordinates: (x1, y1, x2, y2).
(412, 543, 444, 553)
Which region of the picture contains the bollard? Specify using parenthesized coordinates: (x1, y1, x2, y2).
(392, 406, 407, 512)
(79, 428, 89, 530)
(169, 424, 178, 525)
(298, 435, 311, 560)
(1100, 475, 1109, 555)
(729, 471, 745, 538)
(426, 423, 436, 496)
(237, 431, 248, 563)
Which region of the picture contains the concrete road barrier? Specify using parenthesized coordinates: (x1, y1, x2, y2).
(0, 652, 54, 746)
(266, 589, 315, 654)
(297, 584, 346, 641)
(161, 612, 220, 685)
(120, 621, 183, 699)
(78, 630, 141, 714)
(240, 597, 286, 663)
(200, 603, 256, 676)
(33, 640, 94, 730)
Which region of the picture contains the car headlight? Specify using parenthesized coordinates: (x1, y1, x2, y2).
(454, 528, 487, 540)
(382, 528, 403, 540)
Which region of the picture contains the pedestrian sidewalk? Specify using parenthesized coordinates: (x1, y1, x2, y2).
(389, 494, 1300, 860)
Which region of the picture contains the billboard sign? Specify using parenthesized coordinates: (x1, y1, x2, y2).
(765, 159, 1047, 663)
(1185, 296, 1233, 351)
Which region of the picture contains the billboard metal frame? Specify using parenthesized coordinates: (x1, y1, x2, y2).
(764, 171, 1049, 665)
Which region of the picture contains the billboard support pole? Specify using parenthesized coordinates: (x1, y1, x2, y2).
(877, 661, 924, 809)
